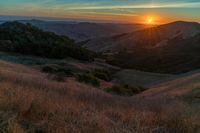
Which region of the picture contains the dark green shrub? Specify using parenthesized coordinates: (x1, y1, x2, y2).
(106, 84, 147, 96)
(42, 65, 73, 76)
(52, 73, 66, 82)
(42, 65, 58, 73)
(56, 67, 74, 76)
(106, 85, 126, 95)
(92, 69, 112, 81)
(76, 73, 100, 87)
(42, 65, 73, 82)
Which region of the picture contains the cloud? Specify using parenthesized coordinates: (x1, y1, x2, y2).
(62, 2, 200, 10)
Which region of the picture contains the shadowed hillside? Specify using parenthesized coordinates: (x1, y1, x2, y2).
(0, 22, 95, 61)
(107, 32, 200, 74)
(82, 21, 200, 74)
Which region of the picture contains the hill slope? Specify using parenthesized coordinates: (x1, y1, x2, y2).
(0, 59, 199, 132)
(84, 21, 200, 52)
(112, 69, 175, 87)
(138, 70, 200, 105)
(107, 32, 200, 74)
(83, 21, 200, 74)
(0, 21, 94, 61)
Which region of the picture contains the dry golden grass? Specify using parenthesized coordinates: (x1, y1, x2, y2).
(0, 60, 199, 133)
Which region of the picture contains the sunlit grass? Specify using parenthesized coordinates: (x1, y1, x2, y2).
(0, 60, 198, 132)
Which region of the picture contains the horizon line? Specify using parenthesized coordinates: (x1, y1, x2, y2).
(0, 14, 199, 25)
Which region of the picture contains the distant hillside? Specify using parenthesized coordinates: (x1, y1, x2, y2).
(84, 21, 200, 52)
(0, 22, 94, 61)
(17, 19, 148, 42)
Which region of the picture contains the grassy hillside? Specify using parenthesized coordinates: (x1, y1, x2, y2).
(0, 22, 95, 61)
(0, 60, 199, 132)
(138, 71, 200, 100)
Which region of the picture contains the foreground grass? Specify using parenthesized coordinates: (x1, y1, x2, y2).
(0, 60, 199, 133)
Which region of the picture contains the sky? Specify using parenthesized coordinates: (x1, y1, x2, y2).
(0, 0, 200, 24)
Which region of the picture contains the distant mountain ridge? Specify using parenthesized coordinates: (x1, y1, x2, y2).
(12, 19, 148, 42)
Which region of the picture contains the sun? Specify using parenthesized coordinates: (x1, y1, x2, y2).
(148, 18, 153, 24)
(142, 15, 159, 25)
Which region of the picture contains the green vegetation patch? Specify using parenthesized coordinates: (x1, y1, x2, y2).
(91, 69, 112, 81)
(42, 65, 74, 76)
(41, 64, 75, 82)
(106, 84, 147, 96)
(75, 73, 100, 87)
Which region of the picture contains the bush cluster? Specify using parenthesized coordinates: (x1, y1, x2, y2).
(91, 69, 112, 81)
(76, 73, 100, 87)
(106, 84, 147, 96)
(42, 65, 73, 76)
(42, 65, 74, 82)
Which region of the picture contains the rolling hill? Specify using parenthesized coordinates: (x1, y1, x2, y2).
(83, 21, 200, 74)
(107, 32, 200, 74)
(0, 21, 94, 61)
(84, 21, 200, 52)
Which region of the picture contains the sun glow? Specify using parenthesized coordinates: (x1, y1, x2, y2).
(147, 18, 153, 24)
(144, 15, 159, 24)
